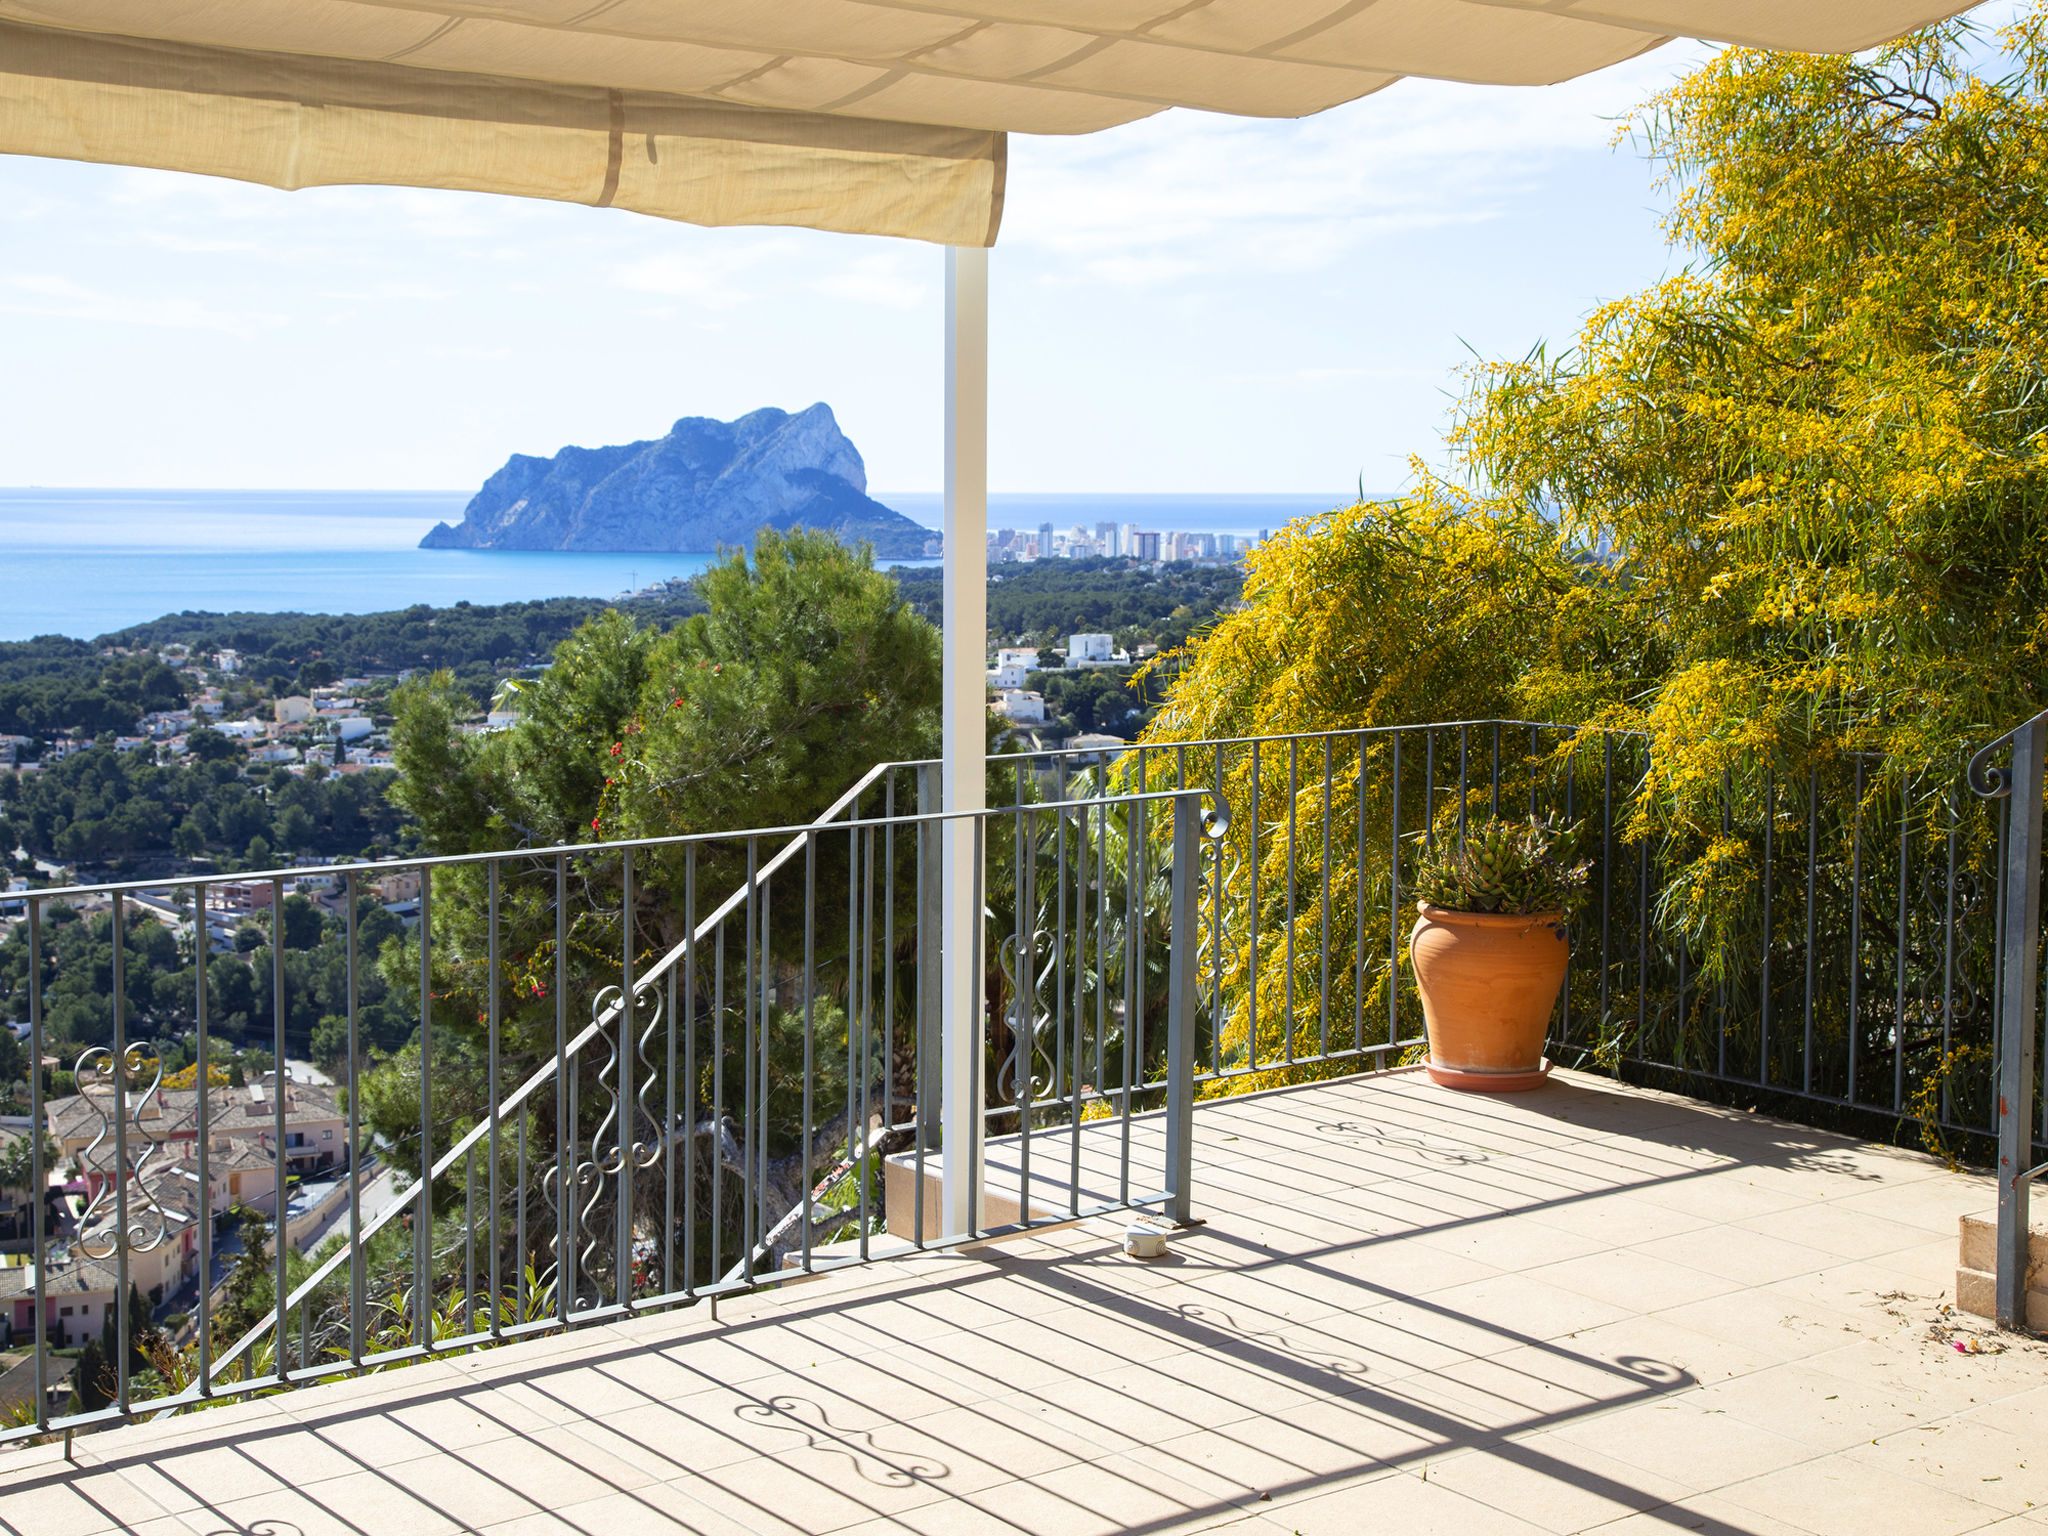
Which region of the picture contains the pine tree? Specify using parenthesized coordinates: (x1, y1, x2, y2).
(71, 1336, 111, 1413)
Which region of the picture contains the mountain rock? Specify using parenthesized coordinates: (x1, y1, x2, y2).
(420, 404, 929, 557)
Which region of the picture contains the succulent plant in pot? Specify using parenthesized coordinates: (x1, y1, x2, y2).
(1410, 817, 1588, 1091)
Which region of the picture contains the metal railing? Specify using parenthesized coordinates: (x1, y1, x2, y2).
(12, 712, 2047, 1447)
(4, 776, 1225, 1446)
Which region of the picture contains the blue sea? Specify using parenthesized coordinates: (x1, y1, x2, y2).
(0, 488, 1343, 642)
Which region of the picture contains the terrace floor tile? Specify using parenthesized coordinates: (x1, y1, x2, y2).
(7, 1067, 2041, 1536)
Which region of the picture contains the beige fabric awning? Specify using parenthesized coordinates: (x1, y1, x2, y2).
(0, 1, 1982, 245)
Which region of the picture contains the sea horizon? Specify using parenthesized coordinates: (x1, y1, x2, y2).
(0, 487, 1346, 642)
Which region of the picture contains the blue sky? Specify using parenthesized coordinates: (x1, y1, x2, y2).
(0, 40, 1726, 497)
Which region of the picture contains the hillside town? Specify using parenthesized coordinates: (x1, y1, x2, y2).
(0, 1067, 365, 1413)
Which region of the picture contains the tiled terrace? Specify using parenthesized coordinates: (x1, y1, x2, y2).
(5, 1066, 2044, 1536)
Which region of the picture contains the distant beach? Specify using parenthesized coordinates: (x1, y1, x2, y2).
(0, 488, 1341, 641)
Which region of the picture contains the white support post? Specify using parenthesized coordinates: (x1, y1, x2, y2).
(941, 244, 989, 1237)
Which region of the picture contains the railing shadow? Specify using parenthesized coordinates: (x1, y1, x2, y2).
(0, 1072, 1866, 1536)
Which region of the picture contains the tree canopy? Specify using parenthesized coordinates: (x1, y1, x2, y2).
(1160, 15, 2048, 785)
(1141, 14, 2048, 1098)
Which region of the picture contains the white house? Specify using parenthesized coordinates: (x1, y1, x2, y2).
(274, 696, 315, 725)
(993, 690, 1046, 724)
(989, 661, 1031, 690)
(1068, 633, 1115, 663)
(335, 717, 374, 742)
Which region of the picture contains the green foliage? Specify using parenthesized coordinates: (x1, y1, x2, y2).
(1146, 18, 2048, 1095)
(70, 1337, 111, 1413)
(0, 644, 184, 739)
(1455, 15, 2048, 791)
(0, 1129, 54, 1194)
(103, 593, 705, 699)
(0, 892, 404, 1062)
(1413, 817, 1587, 916)
(372, 530, 941, 1199)
(1030, 668, 1151, 738)
(892, 556, 1241, 658)
(0, 746, 405, 866)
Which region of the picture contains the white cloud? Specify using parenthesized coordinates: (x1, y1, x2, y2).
(1001, 45, 1709, 285)
(610, 237, 799, 310)
(0, 273, 285, 334)
(812, 252, 931, 310)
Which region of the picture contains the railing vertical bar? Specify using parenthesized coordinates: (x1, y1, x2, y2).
(665, 963, 678, 1302)
(1319, 736, 1332, 1060)
(1894, 776, 1911, 1114)
(1284, 737, 1297, 1065)
(1760, 773, 1774, 1089)
(1120, 791, 1139, 1206)
(1941, 801, 1959, 1126)
(1561, 739, 1576, 1054)
(1054, 757, 1068, 1107)
(553, 852, 570, 1332)
(269, 876, 287, 1382)
(712, 903, 726, 1281)
(516, 1076, 527, 1325)
(1248, 739, 1260, 1072)
(1165, 792, 1199, 1226)
(1356, 737, 1369, 1052)
(417, 865, 433, 1351)
(1992, 798, 2010, 1136)
(1491, 722, 1501, 816)
(742, 838, 758, 1284)
(339, 872, 360, 1368)
(803, 828, 818, 1274)
(1214, 743, 1229, 1074)
(1018, 805, 1036, 1223)
(486, 859, 501, 1338)
(760, 851, 774, 1266)
(617, 847, 636, 1310)
(196, 879, 216, 1393)
(110, 888, 131, 1413)
(1097, 792, 1109, 1099)
(1600, 738, 1614, 1053)
(1849, 757, 1865, 1105)
(913, 809, 927, 1251)
(1070, 799, 1089, 1214)
(1718, 776, 1730, 1079)
(1458, 725, 1469, 849)
(682, 845, 697, 1298)
(1389, 732, 1403, 1047)
(972, 814, 988, 1236)
(860, 821, 875, 1261)
(1804, 769, 1818, 1095)
(463, 1146, 477, 1337)
(1425, 729, 1436, 849)
(883, 774, 897, 1136)
(28, 897, 45, 1430)
(1637, 815, 1650, 1052)
(1676, 909, 1689, 1073)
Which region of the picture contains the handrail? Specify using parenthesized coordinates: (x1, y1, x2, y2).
(24, 719, 1637, 904)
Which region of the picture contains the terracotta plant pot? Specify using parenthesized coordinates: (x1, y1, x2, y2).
(1409, 903, 1568, 1091)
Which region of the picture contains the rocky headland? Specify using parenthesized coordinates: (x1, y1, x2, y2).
(420, 404, 928, 557)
